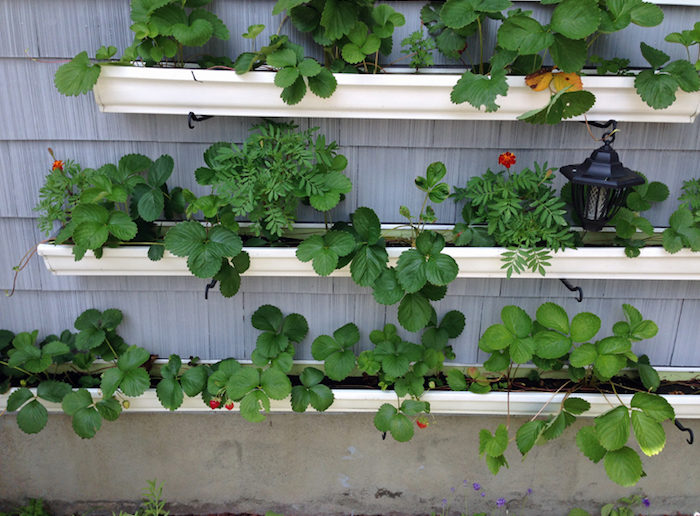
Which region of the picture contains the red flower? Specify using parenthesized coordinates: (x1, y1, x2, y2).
(225, 401, 234, 410)
(209, 399, 221, 409)
(498, 152, 516, 170)
(52, 160, 64, 171)
(416, 418, 429, 429)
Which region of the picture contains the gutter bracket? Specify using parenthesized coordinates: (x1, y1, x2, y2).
(204, 279, 217, 300)
(674, 419, 694, 444)
(188, 111, 214, 129)
(559, 279, 583, 302)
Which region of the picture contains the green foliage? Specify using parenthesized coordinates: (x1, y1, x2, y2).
(36, 151, 185, 261)
(0, 308, 142, 439)
(0, 498, 52, 516)
(452, 159, 574, 276)
(608, 174, 669, 257)
(199, 122, 350, 237)
(55, 1, 229, 96)
(421, 0, 668, 122)
(568, 493, 651, 516)
(663, 178, 700, 253)
(362, 312, 464, 441)
(401, 29, 436, 70)
(477, 301, 669, 487)
(635, 41, 700, 109)
(238, 1, 405, 104)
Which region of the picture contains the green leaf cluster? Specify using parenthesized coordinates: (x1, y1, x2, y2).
(373, 400, 429, 442)
(128, 0, 230, 64)
(238, 1, 404, 104)
(575, 392, 674, 486)
(476, 301, 667, 486)
(635, 42, 700, 110)
(360, 313, 464, 442)
(663, 178, 700, 254)
(199, 122, 351, 238)
(299, 163, 458, 333)
(282, 0, 404, 70)
(452, 161, 574, 276)
(156, 354, 208, 410)
(608, 175, 669, 257)
(1, 308, 139, 438)
(422, 0, 665, 122)
(37, 153, 185, 261)
(235, 35, 337, 104)
(204, 305, 309, 422)
(401, 29, 436, 71)
(55, 1, 230, 96)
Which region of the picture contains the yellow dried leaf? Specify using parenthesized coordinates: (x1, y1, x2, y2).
(552, 72, 583, 92)
(525, 69, 554, 91)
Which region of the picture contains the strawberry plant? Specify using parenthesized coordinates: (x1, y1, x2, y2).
(475, 302, 673, 487)
(298, 161, 458, 333)
(54, 0, 230, 96)
(420, 0, 693, 124)
(235, 0, 406, 104)
(36, 152, 186, 261)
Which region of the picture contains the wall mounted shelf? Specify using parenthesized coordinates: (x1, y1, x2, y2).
(93, 67, 700, 123)
(37, 243, 700, 280)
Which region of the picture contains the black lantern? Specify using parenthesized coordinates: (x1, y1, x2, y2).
(559, 121, 644, 231)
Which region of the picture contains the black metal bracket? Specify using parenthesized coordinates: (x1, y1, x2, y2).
(559, 279, 583, 302)
(381, 431, 387, 440)
(204, 279, 218, 300)
(674, 419, 694, 444)
(188, 111, 214, 129)
(579, 119, 617, 144)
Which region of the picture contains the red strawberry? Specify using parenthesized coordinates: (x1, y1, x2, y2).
(417, 418, 429, 429)
(209, 399, 221, 409)
(225, 401, 234, 410)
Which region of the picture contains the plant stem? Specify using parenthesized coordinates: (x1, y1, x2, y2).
(528, 380, 571, 422)
(477, 16, 484, 75)
(276, 14, 288, 35)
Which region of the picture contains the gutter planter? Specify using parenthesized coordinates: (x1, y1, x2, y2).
(92, 67, 700, 123)
(37, 243, 700, 280)
(1, 387, 699, 418)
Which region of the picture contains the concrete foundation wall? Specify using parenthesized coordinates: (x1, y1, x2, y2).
(1, 413, 699, 515)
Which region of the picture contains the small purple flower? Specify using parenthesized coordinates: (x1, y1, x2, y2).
(463, 479, 469, 487)
(450, 487, 456, 493)
(527, 488, 533, 495)
(480, 492, 486, 497)
(642, 497, 650, 507)
(496, 498, 506, 507)
(472, 482, 481, 491)
(441, 498, 448, 507)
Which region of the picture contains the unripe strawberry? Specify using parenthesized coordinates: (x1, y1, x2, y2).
(122, 400, 130, 409)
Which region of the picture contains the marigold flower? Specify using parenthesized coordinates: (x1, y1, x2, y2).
(52, 160, 64, 171)
(498, 152, 516, 169)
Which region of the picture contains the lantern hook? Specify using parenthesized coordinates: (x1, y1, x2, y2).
(674, 419, 694, 444)
(581, 119, 617, 144)
(559, 279, 583, 302)
(204, 278, 217, 300)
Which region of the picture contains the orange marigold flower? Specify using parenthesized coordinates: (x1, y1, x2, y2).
(52, 160, 64, 171)
(498, 152, 516, 169)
